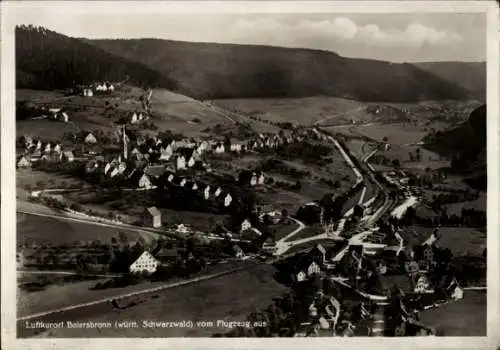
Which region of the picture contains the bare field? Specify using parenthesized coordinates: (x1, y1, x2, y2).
(20, 263, 287, 338)
(212, 97, 366, 125)
(16, 212, 160, 247)
(17, 169, 86, 191)
(419, 291, 486, 336)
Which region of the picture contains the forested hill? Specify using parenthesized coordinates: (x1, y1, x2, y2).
(16, 25, 177, 90)
(414, 62, 486, 102)
(87, 38, 476, 102)
(423, 104, 486, 190)
(16, 25, 478, 103)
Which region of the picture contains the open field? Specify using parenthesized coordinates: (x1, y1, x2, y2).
(400, 226, 486, 257)
(17, 212, 160, 247)
(17, 169, 86, 191)
(19, 262, 287, 338)
(419, 291, 486, 336)
(212, 97, 366, 126)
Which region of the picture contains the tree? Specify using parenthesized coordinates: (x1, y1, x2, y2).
(416, 148, 421, 161)
(392, 159, 401, 167)
(383, 137, 389, 143)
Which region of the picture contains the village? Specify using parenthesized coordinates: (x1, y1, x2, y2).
(16, 80, 486, 338)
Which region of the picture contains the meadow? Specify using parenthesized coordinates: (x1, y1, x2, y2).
(19, 262, 287, 338)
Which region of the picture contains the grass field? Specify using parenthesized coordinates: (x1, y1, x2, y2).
(400, 226, 486, 257)
(419, 291, 486, 336)
(19, 262, 287, 338)
(16, 212, 160, 247)
(212, 97, 366, 126)
(17, 169, 86, 192)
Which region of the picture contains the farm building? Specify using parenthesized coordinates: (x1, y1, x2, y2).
(223, 193, 233, 207)
(129, 251, 159, 274)
(144, 206, 162, 228)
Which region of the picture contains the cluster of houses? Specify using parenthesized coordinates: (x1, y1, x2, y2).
(276, 226, 465, 336)
(80, 82, 115, 97)
(17, 136, 75, 167)
(128, 234, 246, 274)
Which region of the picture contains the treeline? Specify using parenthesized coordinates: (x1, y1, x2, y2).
(397, 206, 486, 228)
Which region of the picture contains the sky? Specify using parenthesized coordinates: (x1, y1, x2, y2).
(16, 12, 486, 62)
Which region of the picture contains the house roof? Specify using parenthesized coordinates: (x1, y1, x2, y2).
(146, 206, 161, 217)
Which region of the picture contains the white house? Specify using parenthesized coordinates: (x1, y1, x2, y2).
(187, 156, 196, 168)
(85, 133, 97, 144)
(17, 156, 31, 168)
(296, 271, 307, 282)
(307, 261, 321, 276)
(35, 140, 42, 150)
(179, 178, 187, 187)
(63, 151, 74, 162)
(129, 251, 159, 274)
(109, 167, 120, 178)
(204, 185, 211, 200)
(250, 173, 257, 186)
(83, 88, 93, 97)
(214, 144, 225, 154)
(104, 162, 113, 175)
(159, 147, 172, 161)
(230, 143, 243, 152)
(240, 219, 252, 232)
(176, 156, 186, 170)
(214, 187, 222, 197)
(44, 143, 52, 153)
(139, 174, 153, 189)
(116, 162, 127, 175)
(167, 174, 175, 182)
(224, 193, 233, 207)
(192, 182, 198, 190)
(257, 172, 265, 185)
(54, 143, 62, 153)
(414, 274, 433, 294)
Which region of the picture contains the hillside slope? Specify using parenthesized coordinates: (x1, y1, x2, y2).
(423, 104, 486, 190)
(16, 25, 177, 91)
(87, 38, 476, 102)
(414, 62, 486, 102)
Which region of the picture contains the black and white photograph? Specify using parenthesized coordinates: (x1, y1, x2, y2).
(1, 1, 498, 348)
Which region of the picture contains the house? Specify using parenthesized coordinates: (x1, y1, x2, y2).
(179, 178, 187, 187)
(187, 156, 196, 168)
(230, 143, 243, 153)
(84, 133, 97, 144)
(176, 224, 189, 234)
(144, 206, 162, 228)
(412, 273, 434, 294)
(257, 171, 265, 185)
(250, 172, 258, 186)
(17, 156, 31, 168)
(296, 270, 307, 282)
(307, 261, 321, 276)
(159, 146, 173, 161)
(54, 143, 62, 153)
(204, 185, 211, 200)
(214, 143, 225, 154)
(44, 142, 52, 153)
(176, 155, 186, 170)
(240, 219, 252, 232)
(35, 140, 42, 150)
(167, 173, 175, 183)
(312, 244, 327, 264)
(129, 251, 159, 274)
(83, 88, 94, 97)
(109, 167, 120, 178)
(214, 187, 222, 198)
(62, 151, 74, 162)
(138, 174, 154, 189)
(224, 193, 233, 207)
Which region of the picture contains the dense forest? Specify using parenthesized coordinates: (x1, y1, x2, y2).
(16, 25, 177, 91)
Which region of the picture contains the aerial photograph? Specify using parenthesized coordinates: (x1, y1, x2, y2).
(15, 11, 487, 338)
